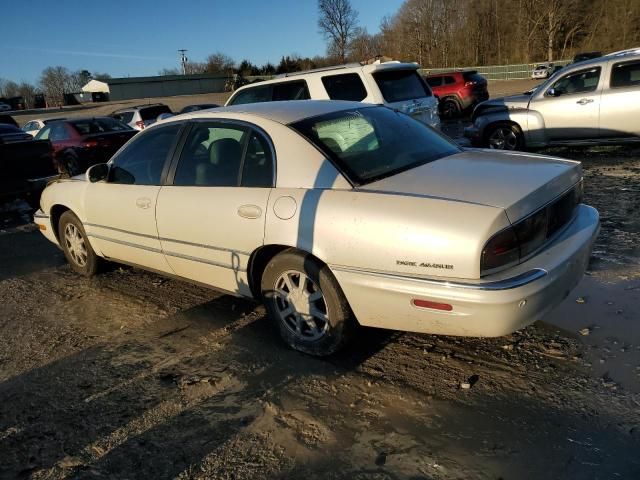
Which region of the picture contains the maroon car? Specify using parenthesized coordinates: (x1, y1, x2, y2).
(34, 117, 136, 176)
(424, 70, 489, 118)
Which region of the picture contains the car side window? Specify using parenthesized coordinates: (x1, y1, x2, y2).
(241, 132, 274, 187)
(549, 67, 601, 96)
(425, 77, 442, 87)
(49, 123, 70, 141)
(228, 85, 272, 105)
(321, 73, 367, 101)
(272, 81, 310, 101)
(443, 76, 456, 85)
(110, 123, 182, 185)
(610, 61, 640, 88)
(35, 126, 50, 140)
(173, 122, 247, 187)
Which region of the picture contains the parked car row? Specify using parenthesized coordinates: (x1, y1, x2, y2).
(465, 48, 640, 150)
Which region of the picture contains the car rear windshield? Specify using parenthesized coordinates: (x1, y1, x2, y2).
(372, 69, 432, 103)
(140, 105, 172, 120)
(291, 106, 459, 185)
(71, 118, 132, 135)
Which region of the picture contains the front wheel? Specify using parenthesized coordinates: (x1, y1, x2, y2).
(486, 123, 524, 151)
(261, 250, 356, 356)
(58, 211, 100, 276)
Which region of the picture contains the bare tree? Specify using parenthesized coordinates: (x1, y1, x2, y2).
(205, 52, 236, 74)
(39, 66, 71, 106)
(318, 0, 359, 62)
(17, 82, 38, 109)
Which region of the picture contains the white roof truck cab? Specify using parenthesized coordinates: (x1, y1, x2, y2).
(225, 61, 441, 130)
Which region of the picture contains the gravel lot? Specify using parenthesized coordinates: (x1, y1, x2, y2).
(1, 81, 639, 479)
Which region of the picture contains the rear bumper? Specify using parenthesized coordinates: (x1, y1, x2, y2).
(331, 204, 599, 337)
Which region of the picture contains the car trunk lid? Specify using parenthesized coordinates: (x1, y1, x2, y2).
(359, 149, 582, 223)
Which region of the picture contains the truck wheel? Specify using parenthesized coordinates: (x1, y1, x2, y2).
(58, 211, 100, 276)
(440, 98, 461, 119)
(486, 122, 524, 151)
(261, 249, 356, 356)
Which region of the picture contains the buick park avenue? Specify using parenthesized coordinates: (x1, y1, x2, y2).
(34, 101, 599, 356)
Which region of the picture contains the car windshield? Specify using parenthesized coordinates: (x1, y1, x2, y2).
(70, 118, 131, 135)
(291, 106, 460, 185)
(372, 69, 432, 103)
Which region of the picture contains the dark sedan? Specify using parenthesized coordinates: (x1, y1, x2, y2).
(35, 117, 137, 176)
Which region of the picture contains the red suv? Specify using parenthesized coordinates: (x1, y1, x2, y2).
(424, 70, 489, 119)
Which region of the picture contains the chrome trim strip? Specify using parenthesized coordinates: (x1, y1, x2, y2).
(163, 250, 247, 272)
(159, 236, 250, 256)
(330, 265, 548, 291)
(84, 222, 251, 255)
(86, 233, 246, 272)
(86, 233, 162, 254)
(34, 212, 49, 219)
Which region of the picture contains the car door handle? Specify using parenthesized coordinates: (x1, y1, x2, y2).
(576, 98, 594, 105)
(136, 197, 152, 209)
(237, 204, 262, 219)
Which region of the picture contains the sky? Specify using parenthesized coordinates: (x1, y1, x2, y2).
(0, 0, 404, 84)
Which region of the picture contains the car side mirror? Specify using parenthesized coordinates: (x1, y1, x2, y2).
(87, 163, 109, 183)
(547, 88, 559, 97)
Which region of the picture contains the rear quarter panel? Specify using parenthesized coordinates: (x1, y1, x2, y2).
(264, 189, 510, 279)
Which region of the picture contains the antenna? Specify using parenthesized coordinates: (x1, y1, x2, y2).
(178, 49, 188, 75)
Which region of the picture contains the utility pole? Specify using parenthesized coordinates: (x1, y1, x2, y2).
(178, 49, 188, 75)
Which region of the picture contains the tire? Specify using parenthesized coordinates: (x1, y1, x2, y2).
(440, 98, 461, 119)
(485, 122, 524, 151)
(58, 211, 100, 276)
(261, 249, 356, 356)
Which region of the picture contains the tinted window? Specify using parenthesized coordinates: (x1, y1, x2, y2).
(174, 123, 246, 186)
(70, 118, 131, 135)
(272, 81, 310, 101)
(291, 107, 459, 185)
(49, 123, 70, 141)
(611, 61, 640, 88)
(140, 105, 172, 120)
(463, 71, 486, 83)
(110, 123, 181, 185)
(117, 112, 135, 124)
(443, 76, 456, 85)
(43, 118, 66, 125)
(549, 67, 601, 95)
(242, 132, 274, 187)
(373, 69, 432, 103)
(228, 85, 271, 105)
(322, 73, 367, 101)
(425, 76, 442, 87)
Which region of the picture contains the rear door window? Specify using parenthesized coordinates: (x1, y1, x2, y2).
(372, 69, 432, 103)
(610, 61, 640, 88)
(321, 73, 367, 101)
(272, 80, 310, 101)
(443, 76, 456, 85)
(49, 123, 70, 141)
(228, 85, 272, 105)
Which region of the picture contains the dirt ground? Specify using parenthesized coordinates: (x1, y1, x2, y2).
(2, 87, 640, 479)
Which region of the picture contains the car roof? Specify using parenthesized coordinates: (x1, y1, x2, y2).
(169, 99, 374, 125)
(112, 103, 168, 113)
(570, 49, 640, 69)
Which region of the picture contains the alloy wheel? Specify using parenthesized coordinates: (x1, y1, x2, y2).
(64, 223, 88, 267)
(488, 127, 518, 150)
(273, 270, 329, 341)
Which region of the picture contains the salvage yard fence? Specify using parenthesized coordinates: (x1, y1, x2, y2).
(420, 60, 570, 80)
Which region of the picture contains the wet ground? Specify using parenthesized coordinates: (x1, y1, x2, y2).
(1, 140, 639, 478)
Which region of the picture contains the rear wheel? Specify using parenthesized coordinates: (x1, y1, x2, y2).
(58, 211, 100, 276)
(486, 122, 524, 151)
(440, 98, 461, 119)
(261, 249, 356, 356)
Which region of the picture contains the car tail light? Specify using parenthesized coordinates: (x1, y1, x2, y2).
(481, 182, 582, 275)
(481, 227, 520, 273)
(82, 140, 99, 148)
(412, 299, 453, 311)
(135, 120, 145, 129)
(464, 81, 477, 86)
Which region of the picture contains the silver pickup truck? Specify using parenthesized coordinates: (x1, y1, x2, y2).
(465, 49, 640, 150)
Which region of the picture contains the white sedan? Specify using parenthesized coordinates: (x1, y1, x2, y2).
(35, 100, 599, 355)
